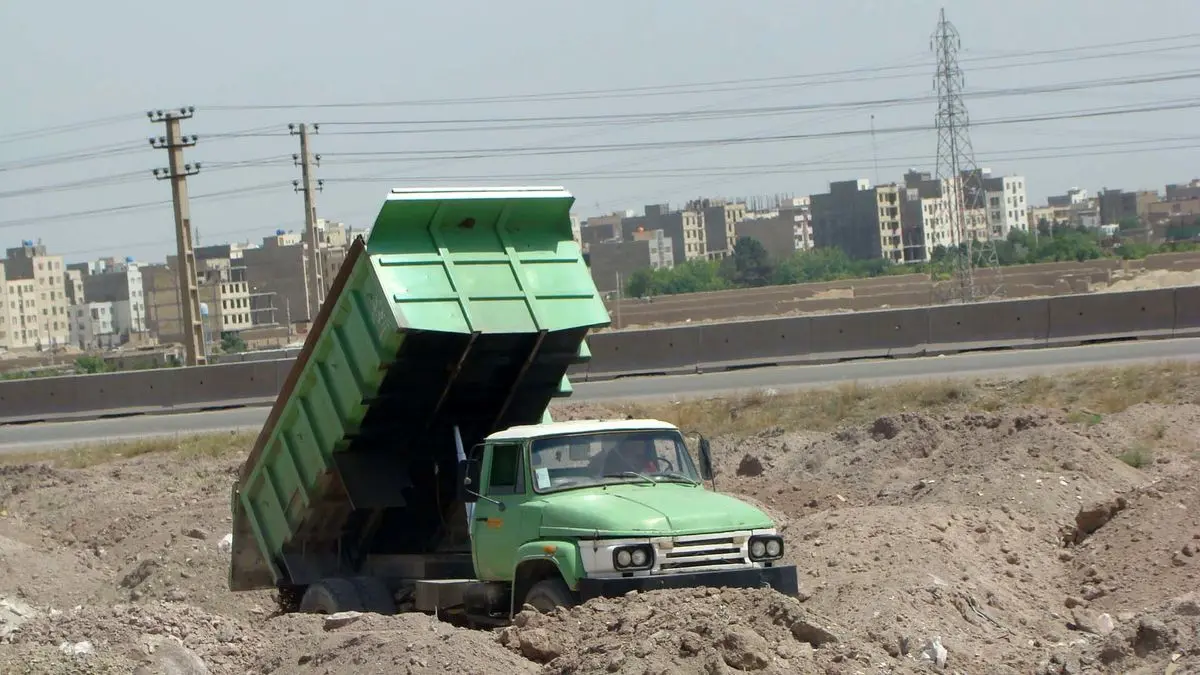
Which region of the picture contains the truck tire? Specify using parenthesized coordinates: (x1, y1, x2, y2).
(348, 576, 397, 616)
(523, 578, 577, 613)
(298, 578, 365, 615)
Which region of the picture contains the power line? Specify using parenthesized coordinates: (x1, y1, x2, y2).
(317, 98, 1200, 164)
(4, 31, 1196, 148)
(0, 157, 292, 200)
(320, 138, 1200, 184)
(10, 69, 1187, 197)
(308, 70, 1200, 134)
(0, 113, 143, 145)
(28, 137, 1195, 261)
(0, 182, 290, 229)
(0, 124, 294, 174)
(5, 98, 1196, 231)
(201, 34, 1200, 111)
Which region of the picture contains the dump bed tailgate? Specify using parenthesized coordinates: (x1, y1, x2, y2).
(230, 186, 610, 591)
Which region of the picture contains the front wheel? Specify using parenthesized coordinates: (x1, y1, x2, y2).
(523, 577, 578, 613)
(298, 578, 365, 614)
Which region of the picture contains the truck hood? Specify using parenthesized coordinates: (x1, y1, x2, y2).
(537, 484, 773, 537)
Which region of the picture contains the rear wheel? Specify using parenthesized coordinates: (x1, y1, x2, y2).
(298, 578, 366, 614)
(348, 576, 397, 616)
(523, 577, 578, 613)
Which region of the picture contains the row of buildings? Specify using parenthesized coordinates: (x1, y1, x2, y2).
(4, 176, 1197, 354)
(0, 219, 354, 352)
(581, 172, 1200, 293)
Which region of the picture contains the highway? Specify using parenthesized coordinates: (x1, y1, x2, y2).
(2, 337, 1197, 454)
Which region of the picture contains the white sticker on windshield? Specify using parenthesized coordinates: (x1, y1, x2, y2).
(535, 467, 551, 490)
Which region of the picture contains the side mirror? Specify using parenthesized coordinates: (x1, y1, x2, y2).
(458, 458, 481, 503)
(698, 438, 714, 481)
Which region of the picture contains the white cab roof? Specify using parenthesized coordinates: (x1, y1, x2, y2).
(386, 186, 571, 201)
(484, 418, 679, 442)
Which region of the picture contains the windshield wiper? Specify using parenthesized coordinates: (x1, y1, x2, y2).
(652, 471, 700, 486)
(602, 471, 657, 486)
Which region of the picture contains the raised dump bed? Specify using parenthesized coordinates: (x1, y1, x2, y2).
(230, 186, 611, 592)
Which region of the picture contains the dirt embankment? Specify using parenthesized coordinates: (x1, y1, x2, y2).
(1, 397, 1199, 673)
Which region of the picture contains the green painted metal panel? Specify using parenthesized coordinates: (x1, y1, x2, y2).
(230, 187, 610, 591)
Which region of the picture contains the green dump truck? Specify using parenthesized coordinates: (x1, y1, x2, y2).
(229, 186, 798, 623)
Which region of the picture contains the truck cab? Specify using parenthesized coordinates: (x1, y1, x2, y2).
(457, 418, 798, 619)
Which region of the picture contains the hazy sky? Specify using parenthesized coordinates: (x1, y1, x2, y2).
(2, 0, 1198, 265)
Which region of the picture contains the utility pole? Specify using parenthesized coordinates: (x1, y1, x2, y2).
(931, 8, 1000, 303)
(289, 123, 325, 320)
(149, 107, 206, 366)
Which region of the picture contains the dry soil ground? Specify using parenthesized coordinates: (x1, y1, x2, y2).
(1, 362, 1199, 674)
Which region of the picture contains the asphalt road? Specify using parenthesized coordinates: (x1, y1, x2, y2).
(2, 337, 1197, 453)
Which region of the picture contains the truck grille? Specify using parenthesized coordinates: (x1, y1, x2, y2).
(656, 532, 748, 573)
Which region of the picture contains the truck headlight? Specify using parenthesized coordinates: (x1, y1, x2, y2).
(748, 535, 784, 561)
(613, 544, 654, 571)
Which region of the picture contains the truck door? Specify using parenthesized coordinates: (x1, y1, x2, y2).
(471, 441, 526, 581)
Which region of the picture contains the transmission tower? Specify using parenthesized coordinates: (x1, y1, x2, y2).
(931, 8, 999, 303)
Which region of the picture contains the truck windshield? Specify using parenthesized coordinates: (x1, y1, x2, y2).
(528, 429, 703, 493)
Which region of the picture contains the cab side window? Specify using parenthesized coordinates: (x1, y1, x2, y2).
(486, 443, 524, 496)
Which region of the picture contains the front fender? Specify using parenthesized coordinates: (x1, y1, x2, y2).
(513, 539, 583, 589)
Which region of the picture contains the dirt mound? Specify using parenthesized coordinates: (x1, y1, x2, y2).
(0, 600, 258, 673)
(719, 409, 1149, 523)
(497, 587, 915, 674)
(256, 612, 539, 675)
(1038, 591, 1200, 674)
(1, 396, 1197, 673)
(1064, 471, 1200, 614)
(0, 452, 274, 623)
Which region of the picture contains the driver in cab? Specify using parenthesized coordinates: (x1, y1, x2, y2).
(596, 437, 659, 476)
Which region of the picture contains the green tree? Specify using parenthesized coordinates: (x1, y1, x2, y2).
(74, 355, 111, 374)
(723, 237, 774, 287)
(625, 268, 654, 298)
(220, 331, 247, 353)
(1118, 216, 1140, 231)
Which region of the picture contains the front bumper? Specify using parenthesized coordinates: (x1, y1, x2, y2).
(576, 563, 799, 601)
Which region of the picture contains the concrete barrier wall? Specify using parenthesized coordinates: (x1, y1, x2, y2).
(927, 298, 1050, 350)
(1175, 285, 1200, 336)
(585, 325, 702, 378)
(2, 285, 1198, 423)
(1046, 288, 1176, 344)
(0, 361, 289, 423)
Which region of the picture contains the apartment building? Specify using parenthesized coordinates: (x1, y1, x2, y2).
(1165, 179, 1200, 201)
(588, 229, 674, 294)
(76, 258, 148, 337)
(142, 254, 253, 346)
(569, 214, 581, 248)
(732, 218, 797, 262)
(1147, 196, 1200, 223)
(981, 174, 1028, 239)
(621, 204, 706, 265)
(0, 261, 8, 349)
(1098, 188, 1160, 225)
(900, 170, 962, 261)
(811, 179, 903, 262)
(244, 234, 311, 327)
(68, 301, 120, 349)
(2, 241, 70, 350)
(579, 211, 630, 253)
(688, 198, 746, 259)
